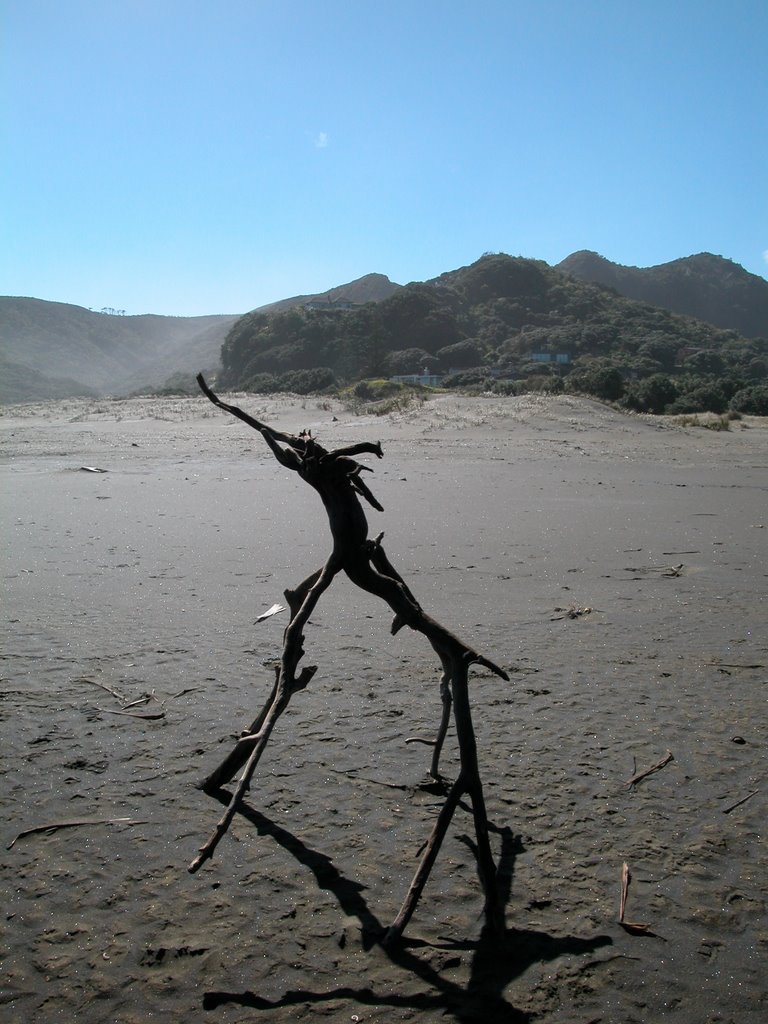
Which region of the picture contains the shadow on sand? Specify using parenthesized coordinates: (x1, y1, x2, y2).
(201, 791, 612, 1021)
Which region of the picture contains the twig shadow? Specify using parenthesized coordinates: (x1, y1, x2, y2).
(201, 791, 612, 1021)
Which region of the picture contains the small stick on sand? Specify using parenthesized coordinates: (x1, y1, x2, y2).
(8, 817, 145, 849)
(619, 861, 630, 922)
(625, 750, 674, 788)
(122, 694, 152, 710)
(550, 605, 593, 621)
(171, 687, 199, 699)
(95, 707, 166, 720)
(623, 564, 683, 576)
(722, 790, 759, 815)
(705, 662, 764, 670)
(77, 676, 126, 702)
(618, 862, 651, 934)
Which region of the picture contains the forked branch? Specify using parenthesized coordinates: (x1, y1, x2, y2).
(191, 376, 509, 939)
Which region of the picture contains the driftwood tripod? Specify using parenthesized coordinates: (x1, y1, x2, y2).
(190, 375, 509, 942)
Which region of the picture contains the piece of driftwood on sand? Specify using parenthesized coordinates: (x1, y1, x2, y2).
(189, 375, 509, 944)
(618, 861, 653, 935)
(7, 817, 146, 849)
(625, 750, 674, 788)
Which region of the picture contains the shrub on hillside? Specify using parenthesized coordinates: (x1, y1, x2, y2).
(436, 338, 482, 369)
(667, 382, 728, 414)
(729, 384, 768, 415)
(278, 367, 336, 394)
(623, 374, 679, 414)
(568, 362, 625, 401)
(441, 369, 493, 389)
(244, 373, 281, 393)
(384, 349, 439, 375)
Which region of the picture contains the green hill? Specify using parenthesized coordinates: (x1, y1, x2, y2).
(255, 272, 400, 314)
(3, 256, 765, 413)
(557, 251, 768, 339)
(0, 274, 399, 403)
(217, 253, 767, 414)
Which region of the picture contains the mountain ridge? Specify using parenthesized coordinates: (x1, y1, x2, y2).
(2, 256, 765, 404)
(557, 250, 768, 338)
(216, 251, 767, 417)
(254, 272, 400, 314)
(0, 274, 400, 402)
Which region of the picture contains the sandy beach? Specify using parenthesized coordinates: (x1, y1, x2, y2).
(1, 391, 766, 1023)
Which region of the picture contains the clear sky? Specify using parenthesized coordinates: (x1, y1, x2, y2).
(2, 0, 766, 316)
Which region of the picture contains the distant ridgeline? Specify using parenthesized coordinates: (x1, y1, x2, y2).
(219, 253, 768, 415)
(2, 254, 766, 412)
(0, 297, 238, 403)
(556, 250, 768, 340)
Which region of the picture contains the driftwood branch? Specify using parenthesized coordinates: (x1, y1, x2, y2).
(8, 817, 145, 849)
(191, 376, 509, 939)
(95, 707, 166, 720)
(618, 861, 655, 935)
(625, 750, 674, 788)
(722, 790, 758, 815)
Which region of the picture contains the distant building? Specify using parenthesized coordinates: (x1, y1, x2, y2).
(390, 373, 444, 387)
(529, 352, 570, 364)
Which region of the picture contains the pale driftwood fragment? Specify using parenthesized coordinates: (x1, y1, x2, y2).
(625, 750, 674, 788)
(8, 817, 144, 849)
(190, 375, 509, 941)
(255, 603, 285, 622)
(551, 605, 593, 621)
(122, 694, 155, 710)
(76, 676, 126, 701)
(619, 861, 629, 922)
(618, 861, 651, 934)
(96, 707, 166, 720)
(623, 563, 684, 576)
(171, 687, 199, 699)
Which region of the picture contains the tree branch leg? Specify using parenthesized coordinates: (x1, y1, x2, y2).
(450, 664, 503, 932)
(189, 681, 292, 873)
(200, 560, 337, 792)
(430, 667, 452, 780)
(284, 567, 323, 619)
(384, 773, 466, 946)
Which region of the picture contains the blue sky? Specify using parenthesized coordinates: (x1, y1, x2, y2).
(2, 0, 766, 316)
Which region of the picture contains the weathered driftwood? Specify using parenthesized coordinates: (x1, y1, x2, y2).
(625, 750, 674, 788)
(8, 818, 145, 850)
(189, 374, 509, 942)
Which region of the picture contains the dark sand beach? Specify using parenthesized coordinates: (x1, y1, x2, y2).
(2, 392, 766, 1023)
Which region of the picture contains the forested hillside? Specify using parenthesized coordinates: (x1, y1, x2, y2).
(0, 274, 399, 402)
(557, 251, 768, 339)
(3, 255, 766, 412)
(254, 272, 400, 315)
(219, 254, 768, 414)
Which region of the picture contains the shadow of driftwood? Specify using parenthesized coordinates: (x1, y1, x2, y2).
(201, 792, 612, 1021)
